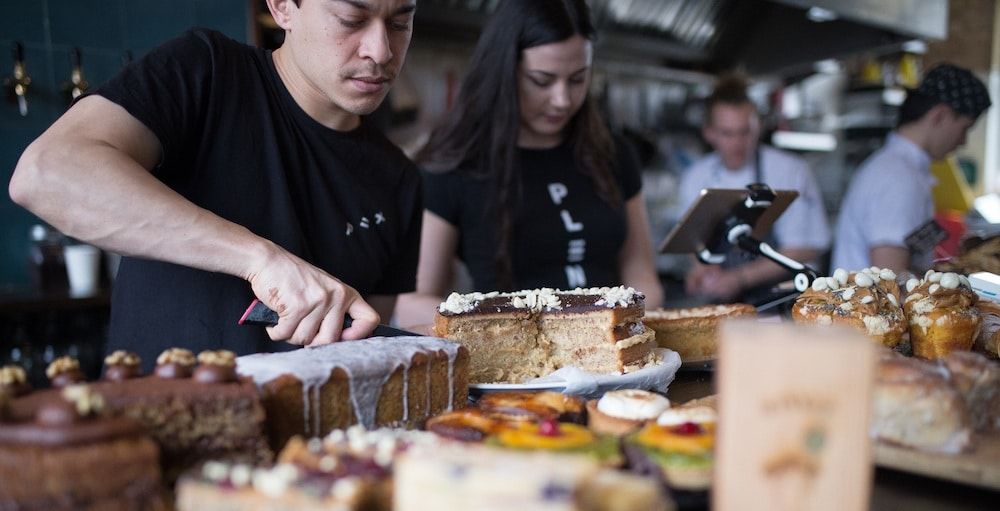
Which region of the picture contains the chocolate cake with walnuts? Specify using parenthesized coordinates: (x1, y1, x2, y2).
(236, 336, 469, 450)
(434, 286, 658, 383)
(0, 385, 167, 511)
(11, 349, 271, 484)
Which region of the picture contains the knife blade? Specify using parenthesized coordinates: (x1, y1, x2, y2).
(238, 299, 420, 338)
(754, 291, 801, 313)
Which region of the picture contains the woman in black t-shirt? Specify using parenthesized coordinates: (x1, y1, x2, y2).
(395, 0, 663, 328)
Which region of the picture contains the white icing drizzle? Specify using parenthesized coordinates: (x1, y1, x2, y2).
(424, 360, 432, 418)
(401, 365, 409, 423)
(446, 349, 456, 412)
(237, 337, 462, 430)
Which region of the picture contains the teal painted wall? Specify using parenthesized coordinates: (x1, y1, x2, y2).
(0, 0, 249, 289)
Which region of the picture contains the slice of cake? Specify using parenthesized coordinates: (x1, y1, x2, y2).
(237, 336, 469, 450)
(177, 425, 443, 511)
(177, 460, 370, 511)
(0, 385, 167, 510)
(643, 304, 756, 361)
(434, 287, 657, 383)
(394, 442, 672, 511)
(11, 349, 272, 484)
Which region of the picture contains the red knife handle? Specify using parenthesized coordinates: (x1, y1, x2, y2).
(239, 299, 280, 326)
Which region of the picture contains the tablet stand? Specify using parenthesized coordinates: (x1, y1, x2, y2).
(698, 184, 819, 292)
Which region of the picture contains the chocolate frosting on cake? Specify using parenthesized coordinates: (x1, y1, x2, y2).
(0, 416, 143, 447)
(438, 287, 645, 316)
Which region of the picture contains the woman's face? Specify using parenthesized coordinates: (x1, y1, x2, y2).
(517, 34, 593, 148)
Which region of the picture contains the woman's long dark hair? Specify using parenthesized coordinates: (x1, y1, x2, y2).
(417, 0, 619, 290)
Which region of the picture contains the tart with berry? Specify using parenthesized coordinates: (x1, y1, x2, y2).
(489, 418, 622, 466)
(624, 406, 716, 490)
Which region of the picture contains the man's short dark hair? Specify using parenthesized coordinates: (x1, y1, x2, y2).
(897, 90, 941, 127)
(705, 73, 753, 123)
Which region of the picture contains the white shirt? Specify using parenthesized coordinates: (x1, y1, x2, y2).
(678, 145, 831, 252)
(832, 133, 936, 272)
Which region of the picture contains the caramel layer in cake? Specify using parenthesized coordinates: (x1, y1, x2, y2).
(434, 287, 658, 383)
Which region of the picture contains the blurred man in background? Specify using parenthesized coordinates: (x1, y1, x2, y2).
(833, 63, 990, 274)
(678, 74, 830, 303)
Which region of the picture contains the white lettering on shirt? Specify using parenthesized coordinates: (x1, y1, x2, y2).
(548, 183, 568, 205)
(568, 239, 586, 263)
(345, 222, 354, 236)
(560, 210, 584, 232)
(360, 216, 370, 229)
(374, 211, 385, 225)
(565, 265, 587, 287)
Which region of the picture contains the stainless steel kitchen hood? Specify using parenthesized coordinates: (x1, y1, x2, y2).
(413, 0, 950, 76)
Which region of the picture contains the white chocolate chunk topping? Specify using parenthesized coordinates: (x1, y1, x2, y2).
(833, 268, 849, 287)
(854, 273, 875, 288)
(939, 273, 960, 290)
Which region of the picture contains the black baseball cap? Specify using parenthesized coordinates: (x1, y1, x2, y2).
(914, 63, 991, 119)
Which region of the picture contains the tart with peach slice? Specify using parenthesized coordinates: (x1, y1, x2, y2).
(425, 408, 505, 442)
(477, 391, 587, 424)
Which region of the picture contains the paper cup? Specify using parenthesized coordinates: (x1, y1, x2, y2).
(64, 244, 101, 297)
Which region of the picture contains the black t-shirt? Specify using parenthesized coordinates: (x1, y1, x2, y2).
(94, 29, 422, 368)
(424, 140, 642, 291)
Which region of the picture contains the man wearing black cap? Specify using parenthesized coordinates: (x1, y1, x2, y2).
(833, 63, 991, 273)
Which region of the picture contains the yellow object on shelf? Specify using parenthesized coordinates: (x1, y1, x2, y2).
(931, 156, 975, 213)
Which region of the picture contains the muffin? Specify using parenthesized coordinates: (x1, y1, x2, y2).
(903, 270, 981, 360)
(792, 267, 907, 347)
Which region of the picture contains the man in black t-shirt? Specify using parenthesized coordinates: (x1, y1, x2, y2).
(10, 0, 421, 366)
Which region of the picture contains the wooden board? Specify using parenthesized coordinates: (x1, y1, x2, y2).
(875, 434, 1000, 490)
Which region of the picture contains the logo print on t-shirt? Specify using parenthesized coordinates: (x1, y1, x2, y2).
(548, 182, 587, 288)
(346, 211, 386, 237)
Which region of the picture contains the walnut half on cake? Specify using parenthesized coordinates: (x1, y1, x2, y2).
(433, 287, 658, 384)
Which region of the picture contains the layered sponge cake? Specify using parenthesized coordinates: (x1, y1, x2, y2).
(237, 337, 469, 450)
(434, 287, 658, 383)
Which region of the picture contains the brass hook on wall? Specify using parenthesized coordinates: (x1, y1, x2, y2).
(63, 47, 89, 105)
(4, 42, 31, 116)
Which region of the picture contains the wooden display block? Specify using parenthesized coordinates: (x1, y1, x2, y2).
(713, 321, 877, 511)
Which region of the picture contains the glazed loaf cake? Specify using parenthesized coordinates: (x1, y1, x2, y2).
(237, 337, 469, 450)
(434, 287, 658, 384)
